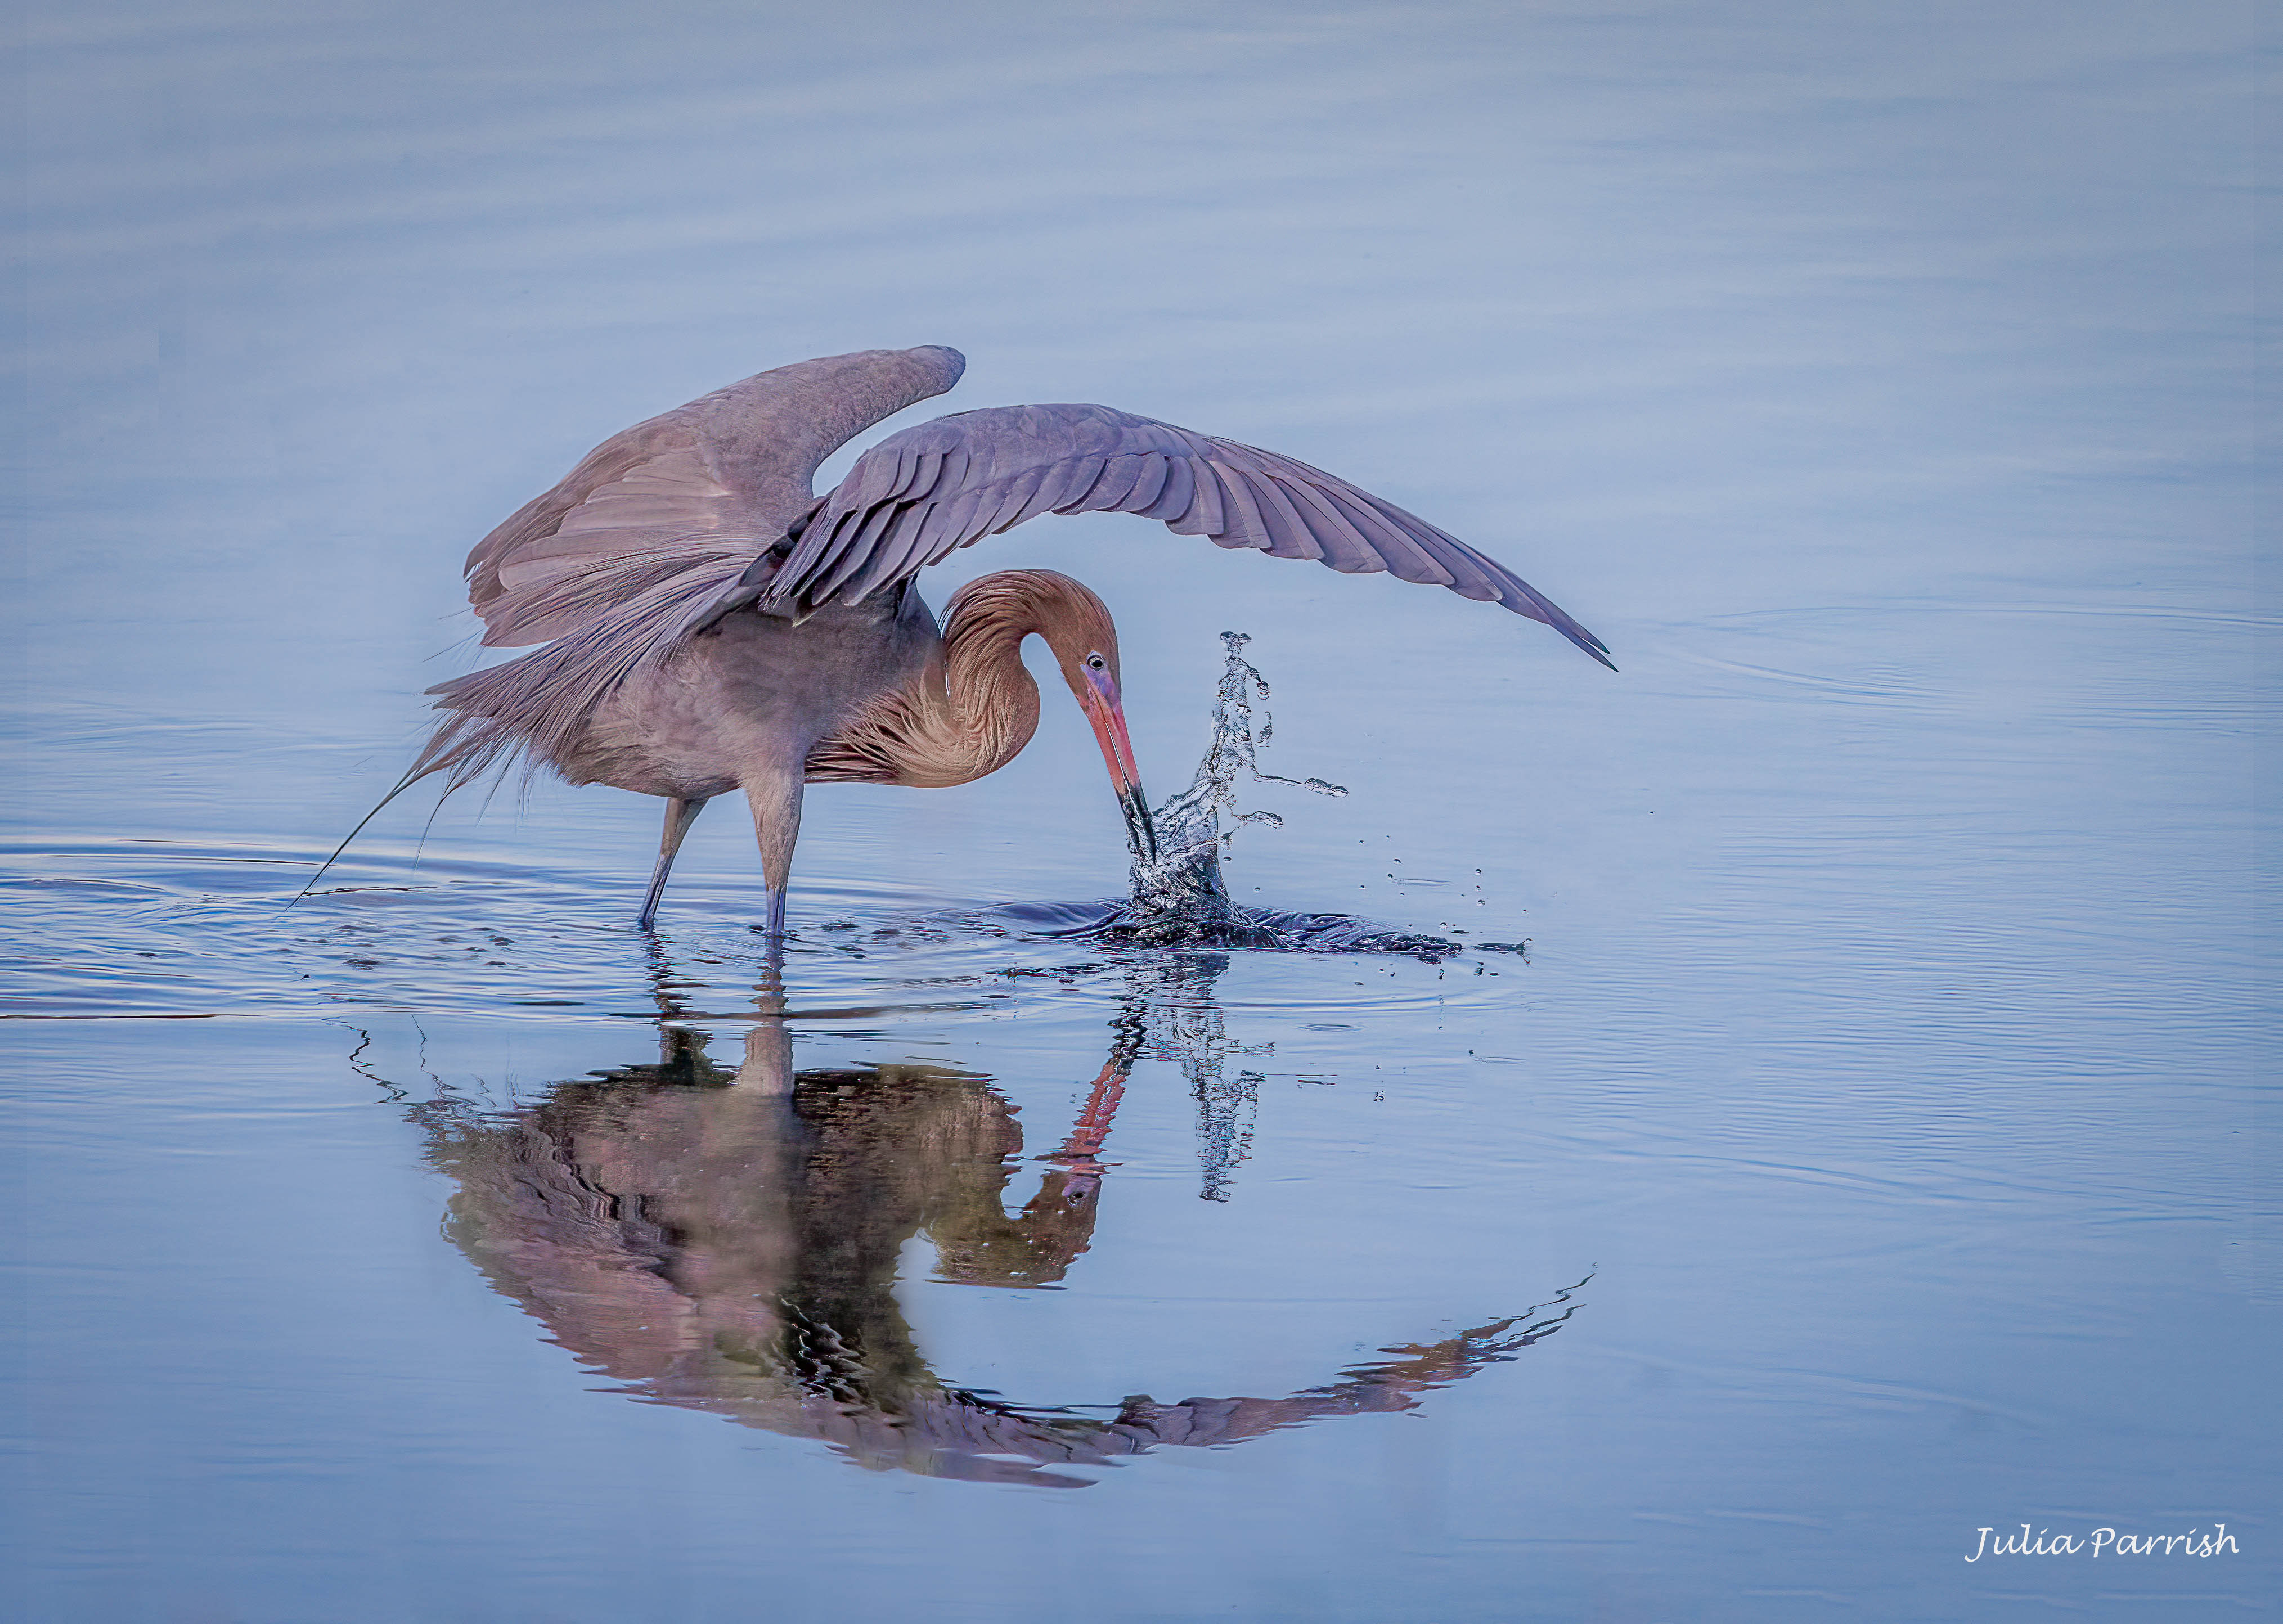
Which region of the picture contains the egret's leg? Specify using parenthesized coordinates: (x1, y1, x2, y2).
(734, 1018, 793, 1095)
(743, 766, 805, 944)
(637, 795, 708, 931)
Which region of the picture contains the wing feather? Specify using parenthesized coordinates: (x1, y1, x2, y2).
(466, 439, 754, 648)
(842, 500, 941, 602)
(987, 466, 1048, 536)
(1136, 452, 1192, 525)
(1271, 475, 1385, 574)
(932, 482, 994, 554)
(1314, 488, 1398, 574)
(1237, 467, 1324, 561)
(813, 505, 901, 601)
(1203, 462, 1270, 554)
(1101, 452, 1162, 515)
(853, 448, 911, 509)
(1351, 492, 1473, 587)
(894, 449, 943, 503)
(1164, 450, 1217, 535)
(1022, 455, 1098, 524)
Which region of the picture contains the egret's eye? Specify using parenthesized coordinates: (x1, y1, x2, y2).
(1085, 654, 1107, 671)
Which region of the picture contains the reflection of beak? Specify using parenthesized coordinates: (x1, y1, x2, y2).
(1081, 671, 1156, 864)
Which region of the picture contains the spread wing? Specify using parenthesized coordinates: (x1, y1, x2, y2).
(752, 403, 1611, 667)
(460, 345, 968, 649)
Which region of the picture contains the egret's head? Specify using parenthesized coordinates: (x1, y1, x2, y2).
(1014, 571, 1156, 865)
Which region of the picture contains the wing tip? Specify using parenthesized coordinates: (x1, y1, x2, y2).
(910, 344, 967, 388)
(1548, 617, 1617, 671)
(1564, 626, 1617, 671)
(1495, 587, 1616, 669)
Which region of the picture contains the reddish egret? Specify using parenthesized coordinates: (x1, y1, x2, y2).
(387, 345, 1609, 934)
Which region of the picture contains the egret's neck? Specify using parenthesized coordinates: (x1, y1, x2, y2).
(809, 570, 1107, 790)
(916, 594, 1045, 787)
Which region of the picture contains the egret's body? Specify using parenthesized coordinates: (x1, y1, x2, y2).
(385, 345, 1610, 932)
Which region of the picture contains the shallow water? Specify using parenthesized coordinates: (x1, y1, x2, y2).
(5, 2, 2271, 1621)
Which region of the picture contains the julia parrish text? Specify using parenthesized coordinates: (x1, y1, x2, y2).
(1964, 1524, 2238, 1562)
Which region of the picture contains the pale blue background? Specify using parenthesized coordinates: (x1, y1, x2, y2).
(5, 3, 2271, 1620)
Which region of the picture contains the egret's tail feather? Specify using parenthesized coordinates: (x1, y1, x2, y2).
(298, 554, 758, 906)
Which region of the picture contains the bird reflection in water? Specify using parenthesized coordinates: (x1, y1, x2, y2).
(410, 958, 1584, 1487)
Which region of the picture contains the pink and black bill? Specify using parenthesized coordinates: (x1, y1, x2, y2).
(1078, 666, 1157, 866)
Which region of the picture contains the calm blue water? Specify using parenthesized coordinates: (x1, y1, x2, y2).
(5, 2, 2272, 1620)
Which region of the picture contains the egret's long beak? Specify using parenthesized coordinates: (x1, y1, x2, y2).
(1080, 670, 1157, 865)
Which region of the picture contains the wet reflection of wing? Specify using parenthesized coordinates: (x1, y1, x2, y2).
(653, 1308, 1578, 1489)
(754, 404, 1612, 668)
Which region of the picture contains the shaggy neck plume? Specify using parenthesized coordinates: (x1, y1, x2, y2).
(806, 570, 1115, 789)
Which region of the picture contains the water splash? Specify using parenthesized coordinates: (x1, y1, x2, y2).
(1102, 634, 1457, 956)
(1131, 633, 1342, 917)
